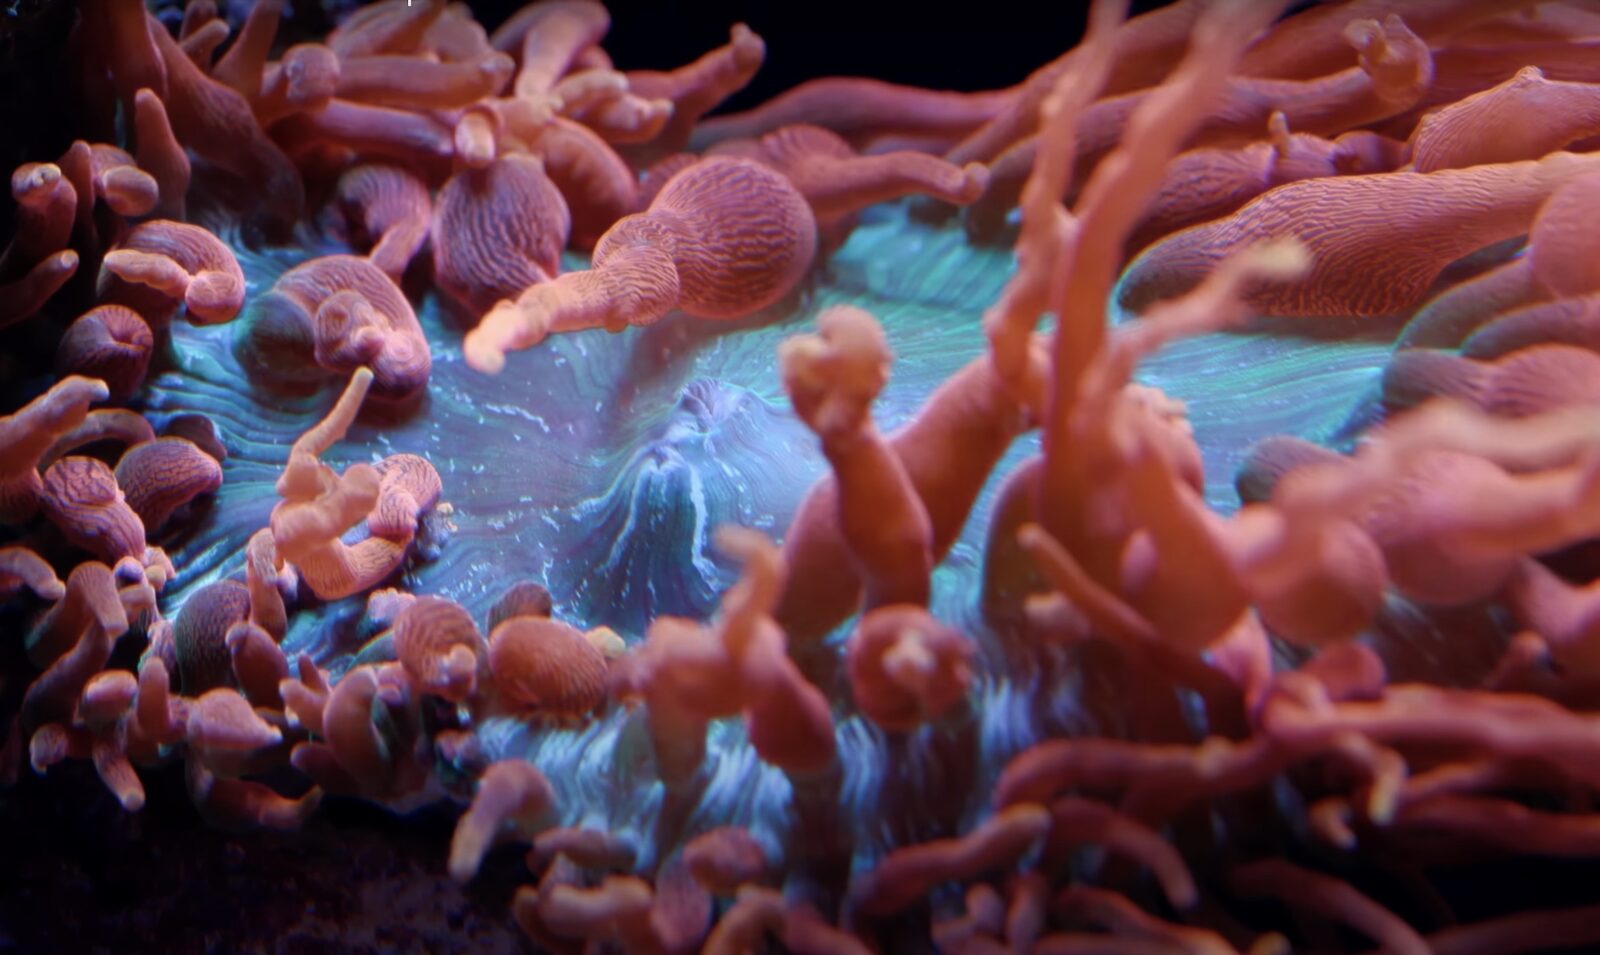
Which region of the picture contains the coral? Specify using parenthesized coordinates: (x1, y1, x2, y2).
(271, 99, 456, 180)
(1121, 151, 1600, 319)
(54, 305, 155, 403)
(621, 23, 766, 163)
(391, 595, 487, 703)
(0, 162, 81, 328)
(0, 376, 108, 523)
(846, 604, 973, 732)
(255, 44, 342, 127)
(511, 115, 639, 249)
(1399, 165, 1600, 350)
(777, 306, 934, 639)
(487, 616, 608, 719)
(140, 7, 304, 237)
(236, 254, 431, 399)
(711, 123, 989, 246)
(1125, 116, 1407, 257)
(37, 456, 146, 564)
(324, 163, 432, 281)
(431, 154, 571, 315)
(971, 12, 1436, 234)
(693, 76, 1013, 155)
(113, 436, 223, 533)
(20, 561, 129, 737)
(1382, 343, 1600, 416)
(1, 163, 77, 275)
(335, 51, 514, 112)
(1410, 66, 1600, 172)
(942, 0, 1203, 167)
(465, 155, 817, 371)
(99, 219, 246, 326)
(448, 758, 555, 882)
(0, 546, 65, 602)
(85, 144, 159, 219)
(174, 579, 252, 695)
(777, 336, 1039, 646)
(0, 250, 81, 329)
(265, 368, 438, 600)
(617, 526, 835, 786)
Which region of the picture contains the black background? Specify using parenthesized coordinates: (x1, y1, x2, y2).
(462, 0, 1186, 110)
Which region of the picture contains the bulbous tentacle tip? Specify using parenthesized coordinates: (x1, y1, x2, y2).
(462, 333, 507, 375)
(465, 299, 548, 373)
(280, 43, 340, 107)
(55, 374, 113, 407)
(729, 23, 765, 67)
(353, 326, 387, 358)
(452, 113, 498, 170)
(184, 270, 246, 325)
(313, 291, 384, 367)
(99, 165, 159, 217)
(12, 161, 62, 198)
(2, 250, 82, 328)
(958, 162, 991, 203)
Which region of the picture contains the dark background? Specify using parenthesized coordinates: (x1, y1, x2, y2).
(463, 0, 1180, 109)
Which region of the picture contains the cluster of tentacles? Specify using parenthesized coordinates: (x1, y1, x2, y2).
(11, 0, 1600, 951)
